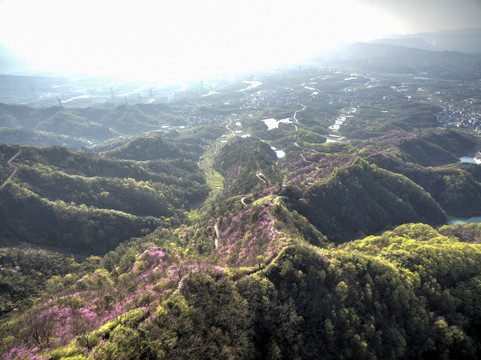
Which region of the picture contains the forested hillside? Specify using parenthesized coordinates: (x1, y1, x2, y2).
(3, 124, 481, 359)
(2, 223, 481, 359)
(293, 158, 446, 243)
(0, 137, 209, 254)
(2, 46, 481, 359)
(214, 137, 279, 196)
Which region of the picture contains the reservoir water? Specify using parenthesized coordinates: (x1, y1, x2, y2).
(447, 215, 481, 225)
(459, 156, 481, 164)
(459, 157, 477, 164)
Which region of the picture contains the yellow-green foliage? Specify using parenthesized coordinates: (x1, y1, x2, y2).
(252, 195, 277, 207)
(339, 223, 481, 289)
(45, 342, 86, 360)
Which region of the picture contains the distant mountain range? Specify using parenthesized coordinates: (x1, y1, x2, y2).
(0, 28, 480, 108)
(1, 28, 480, 80)
(312, 36, 481, 81)
(370, 28, 481, 54)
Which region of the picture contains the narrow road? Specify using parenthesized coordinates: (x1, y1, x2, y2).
(254, 156, 271, 185)
(293, 105, 306, 123)
(214, 220, 221, 249)
(0, 150, 22, 190)
(256, 172, 266, 183)
(226, 118, 236, 137)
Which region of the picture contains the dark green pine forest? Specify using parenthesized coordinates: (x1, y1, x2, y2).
(2, 43, 481, 359)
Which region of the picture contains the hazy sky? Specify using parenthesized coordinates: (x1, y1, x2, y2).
(0, 0, 479, 82)
(361, 0, 481, 34)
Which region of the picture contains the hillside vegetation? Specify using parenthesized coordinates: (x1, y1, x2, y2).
(0, 136, 209, 254)
(2, 223, 481, 359)
(2, 47, 481, 358)
(2, 122, 481, 359)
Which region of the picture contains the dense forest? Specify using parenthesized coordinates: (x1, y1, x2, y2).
(1, 45, 481, 359)
(0, 137, 209, 254)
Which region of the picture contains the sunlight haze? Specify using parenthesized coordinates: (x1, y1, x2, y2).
(0, 0, 478, 82)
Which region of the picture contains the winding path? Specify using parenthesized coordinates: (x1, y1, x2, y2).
(300, 152, 308, 163)
(214, 220, 221, 249)
(225, 118, 236, 137)
(293, 105, 306, 123)
(255, 172, 267, 183)
(0, 150, 22, 190)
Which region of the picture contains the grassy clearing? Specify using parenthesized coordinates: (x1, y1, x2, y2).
(188, 132, 235, 219)
(201, 149, 224, 199)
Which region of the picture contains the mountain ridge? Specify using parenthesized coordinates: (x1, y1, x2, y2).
(1, 39, 481, 358)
